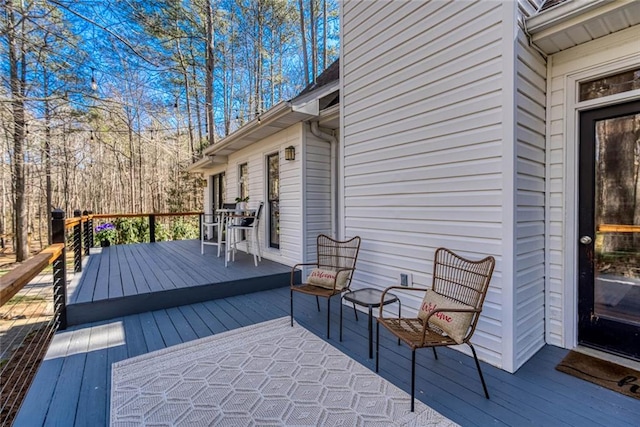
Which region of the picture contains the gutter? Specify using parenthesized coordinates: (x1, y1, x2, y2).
(527, 0, 628, 34)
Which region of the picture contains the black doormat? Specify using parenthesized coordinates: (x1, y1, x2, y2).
(556, 351, 640, 400)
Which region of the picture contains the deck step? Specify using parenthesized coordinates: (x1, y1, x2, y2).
(65, 240, 297, 326)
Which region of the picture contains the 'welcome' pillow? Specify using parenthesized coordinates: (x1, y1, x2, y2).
(307, 268, 350, 290)
(418, 290, 474, 344)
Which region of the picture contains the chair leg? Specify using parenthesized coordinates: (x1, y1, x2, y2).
(290, 289, 294, 327)
(326, 297, 331, 339)
(339, 296, 343, 342)
(468, 343, 490, 399)
(375, 322, 380, 373)
(252, 233, 258, 267)
(315, 296, 320, 312)
(411, 349, 416, 412)
(255, 227, 261, 261)
(432, 348, 438, 360)
(217, 226, 222, 257)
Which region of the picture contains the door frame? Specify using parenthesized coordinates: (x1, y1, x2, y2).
(560, 59, 640, 350)
(577, 100, 640, 358)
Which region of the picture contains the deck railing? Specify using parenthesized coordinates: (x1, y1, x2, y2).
(0, 209, 201, 425)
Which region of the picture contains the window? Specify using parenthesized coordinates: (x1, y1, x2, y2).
(579, 68, 640, 102)
(238, 163, 248, 200)
(266, 153, 280, 249)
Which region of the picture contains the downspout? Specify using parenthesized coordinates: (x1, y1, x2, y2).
(310, 121, 337, 238)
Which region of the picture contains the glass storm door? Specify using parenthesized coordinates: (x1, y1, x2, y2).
(578, 100, 640, 360)
(267, 153, 280, 249)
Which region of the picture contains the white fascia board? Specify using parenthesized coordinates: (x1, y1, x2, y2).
(291, 80, 340, 113)
(527, 0, 627, 35)
(202, 101, 292, 156)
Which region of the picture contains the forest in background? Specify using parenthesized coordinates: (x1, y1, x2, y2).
(1, 0, 338, 261)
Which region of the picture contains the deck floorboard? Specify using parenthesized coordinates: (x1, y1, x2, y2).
(14, 285, 640, 426)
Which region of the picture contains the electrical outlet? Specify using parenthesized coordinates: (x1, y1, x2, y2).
(400, 273, 411, 287)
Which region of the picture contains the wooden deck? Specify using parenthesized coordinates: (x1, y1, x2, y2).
(65, 240, 293, 325)
(15, 286, 640, 426)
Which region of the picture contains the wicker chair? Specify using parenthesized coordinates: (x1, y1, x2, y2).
(376, 247, 495, 411)
(290, 234, 361, 338)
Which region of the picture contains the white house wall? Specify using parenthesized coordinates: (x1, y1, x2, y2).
(303, 126, 333, 261)
(205, 123, 306, 267)
(514, 26, 547, 369)
(546, 25, 640, 349)
(342, 0, 549, 372)
(342, 0, 508, 369)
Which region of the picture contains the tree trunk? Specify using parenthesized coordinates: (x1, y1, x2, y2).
(298, 0, 309, 84)
(205, 0, 215, 146)
(6, 1, 29, 261)
(310, 0, 317, 81)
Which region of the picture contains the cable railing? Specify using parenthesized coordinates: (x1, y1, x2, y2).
(0, 209, 202, 425)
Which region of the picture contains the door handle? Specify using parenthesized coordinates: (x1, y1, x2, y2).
(579, 236, 593, 245)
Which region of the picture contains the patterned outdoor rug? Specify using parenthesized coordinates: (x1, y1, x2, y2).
(556, 350, 640, 400)
(110, 317, 458, 426)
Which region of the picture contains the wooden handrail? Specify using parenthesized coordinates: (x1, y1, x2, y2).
(91, 211, 203, 219)
(597, 224, 640, 233)
(0, 243, 64, 306)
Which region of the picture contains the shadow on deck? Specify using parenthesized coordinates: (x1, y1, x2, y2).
(66, 239, 296, 325)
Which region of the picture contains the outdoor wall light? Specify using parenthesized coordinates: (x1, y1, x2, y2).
(285, 145, 295, 161)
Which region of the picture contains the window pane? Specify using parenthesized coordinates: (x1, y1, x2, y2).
(579, 68, 640, 102)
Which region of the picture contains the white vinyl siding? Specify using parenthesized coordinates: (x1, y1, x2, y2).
(226, 124, 304, 266)
(342, 0, 506, 368)
(514, 27, 547, 370)
(304, 127, 332, 261)
(546, 25, 640, 348)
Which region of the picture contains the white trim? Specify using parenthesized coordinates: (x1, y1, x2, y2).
(338, 6, 345, 241)
(544, 54, 554, 346)
(300, 124, 308, 262)
(501, 1, 517, 373)
(561, 53, 640, 350)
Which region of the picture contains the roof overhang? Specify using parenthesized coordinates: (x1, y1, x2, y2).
(186, 154, 228, 173)
(291, 80, 340, 116)
(526, 0, 640, 55)
(188, 80, 340, 174)
(196, 101, 316, 162)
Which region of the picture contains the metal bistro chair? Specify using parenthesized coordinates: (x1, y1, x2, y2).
(376, 247, 495, 411)
(290, 234, 361, 338)
(200, 211, 223, 256)
(226, 202, 263, 267)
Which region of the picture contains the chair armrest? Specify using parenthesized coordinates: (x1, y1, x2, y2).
(291, 262, 319, 286)
(378, 286, 429, 318)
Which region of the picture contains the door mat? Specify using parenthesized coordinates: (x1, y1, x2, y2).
(556, 351, 640, 400)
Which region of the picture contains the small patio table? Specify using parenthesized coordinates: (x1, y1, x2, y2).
(340, 288, 401, 358)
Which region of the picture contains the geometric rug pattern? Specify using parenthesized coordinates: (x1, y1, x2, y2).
(110, 317, 458, 426)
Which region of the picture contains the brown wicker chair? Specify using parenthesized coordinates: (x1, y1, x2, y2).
(290, 234, 361, 338)
(376, 247, 495, 411)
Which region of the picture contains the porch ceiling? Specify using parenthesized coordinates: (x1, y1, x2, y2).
(527, 0, 640, 54)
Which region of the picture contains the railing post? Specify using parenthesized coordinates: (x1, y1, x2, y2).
(52, 209, 67, 330)
(88, 210, 94, 248)
(73, 209, 82, 273)
(83, 210, 91, 255)
(149, 214, 156, 243)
